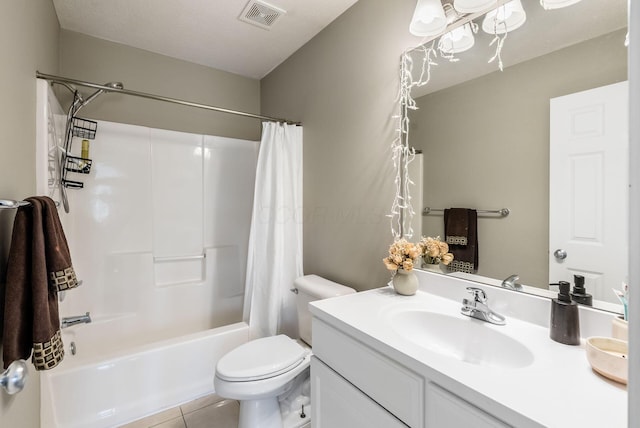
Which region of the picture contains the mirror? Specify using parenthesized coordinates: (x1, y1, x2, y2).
(406, 0, 628, 313)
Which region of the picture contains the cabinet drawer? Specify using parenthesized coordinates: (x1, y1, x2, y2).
(312, 357, 408, 428)
(426, 383, 510, 428)
(313, 319, 424, 427)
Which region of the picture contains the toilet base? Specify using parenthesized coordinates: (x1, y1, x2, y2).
(279, 373, 311, 428)
(281, 403, 311, 428)
(239, 398, 282, 428)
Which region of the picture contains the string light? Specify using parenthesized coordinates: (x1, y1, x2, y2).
(389, 43, 437, 241)
(488, 29, 507, 71)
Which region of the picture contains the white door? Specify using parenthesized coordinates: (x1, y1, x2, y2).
(549, 81, 628, 304)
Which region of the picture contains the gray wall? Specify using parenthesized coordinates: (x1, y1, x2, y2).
(0, 1, 60, 426)
(0, 13, 263, 428)
(59, 30, 262, 141)
(412, 30, 627, 289)
(261, 0, 423, 291)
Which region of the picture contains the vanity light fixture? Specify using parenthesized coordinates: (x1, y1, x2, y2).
(439, 5, 476, 55)
(453, 0, 497, 14)
(482, 0, 527, 34)
(410, 0, 448, 37)
(539, 0, 582, 10)
(439, 23, 476, 54)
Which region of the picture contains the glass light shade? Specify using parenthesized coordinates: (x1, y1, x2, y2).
(439, 24, 475, 54)
(410, 0, 447, 37)
(539, 0, 582, 10)
(453, 0, 497, 14)
(482, 0, 527, 35)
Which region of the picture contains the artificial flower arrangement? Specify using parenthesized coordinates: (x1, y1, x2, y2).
(383, 238, 420, 272)
(418, 236, 454, 266)
(383, 236, 455, 273)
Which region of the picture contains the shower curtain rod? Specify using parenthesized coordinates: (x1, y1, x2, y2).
(36, 71, 301, 125)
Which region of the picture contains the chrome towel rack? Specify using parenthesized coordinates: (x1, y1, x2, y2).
(423, 207, 510, 217)
(0, 199, 30, 209)
(1, 360, 27, 395)
(0, 199, 62, 210)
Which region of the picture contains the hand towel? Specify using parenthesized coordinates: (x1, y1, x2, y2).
(3, 196, 78, 370)
(445, 208, 470, 246)
(444, 208, 478, 273)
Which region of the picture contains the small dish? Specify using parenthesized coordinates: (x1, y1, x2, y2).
(585, 336, 628, 385)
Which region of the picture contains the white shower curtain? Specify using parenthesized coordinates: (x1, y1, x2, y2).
(243, 122, 303, 339)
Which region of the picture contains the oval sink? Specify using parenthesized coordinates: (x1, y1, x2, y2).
(388, 310, 534, 369)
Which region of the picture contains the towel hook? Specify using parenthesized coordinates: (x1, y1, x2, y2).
(1, 359, 28, 395)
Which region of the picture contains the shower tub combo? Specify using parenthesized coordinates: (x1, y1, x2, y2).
(36, 81, 258, 427)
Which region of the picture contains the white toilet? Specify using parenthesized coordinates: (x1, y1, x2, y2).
(214, 274, 355, 428)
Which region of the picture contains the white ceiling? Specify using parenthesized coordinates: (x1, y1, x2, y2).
(52, 0, 627, 88)
(52, 0, 359, 80)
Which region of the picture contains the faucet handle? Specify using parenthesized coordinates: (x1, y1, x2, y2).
(466, 287, 487, 303)
(502, 274, 523, 291)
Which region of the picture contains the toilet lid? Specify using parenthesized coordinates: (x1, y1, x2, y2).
(216, 335, 309, 382)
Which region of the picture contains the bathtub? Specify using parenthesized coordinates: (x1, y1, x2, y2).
(40, 322, 248, 428)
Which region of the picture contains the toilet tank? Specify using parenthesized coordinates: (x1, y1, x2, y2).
(294, 274, 356, 346)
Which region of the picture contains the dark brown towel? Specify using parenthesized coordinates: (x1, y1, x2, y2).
(444, 208, 478, 273)
(3, 196, 78, 370)
(445, 209, 470, 246)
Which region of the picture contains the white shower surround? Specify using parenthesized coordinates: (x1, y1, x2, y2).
(59, 118, 259, 349)
(36, 81, 258, 426)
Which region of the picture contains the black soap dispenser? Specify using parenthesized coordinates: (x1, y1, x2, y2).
(570, 274, 593, 306)
(550, 281, 581, 345)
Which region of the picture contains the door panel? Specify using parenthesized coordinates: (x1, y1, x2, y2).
(549, 81, 628, 303)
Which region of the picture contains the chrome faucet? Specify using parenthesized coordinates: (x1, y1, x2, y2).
(61, 312, 91, 329)
(502, 274, 523, 291)
(461, 287, 506, 325)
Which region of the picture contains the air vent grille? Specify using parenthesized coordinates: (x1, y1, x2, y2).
(239, 0, 286, 30)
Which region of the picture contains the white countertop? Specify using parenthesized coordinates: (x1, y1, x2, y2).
(310, 273, 627, 428)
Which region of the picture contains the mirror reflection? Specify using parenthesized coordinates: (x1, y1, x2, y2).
(407, 0, 628, 313)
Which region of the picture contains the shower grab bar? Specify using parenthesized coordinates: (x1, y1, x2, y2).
(153, 254, 206, 263)
(422, 207, 510, 217)
(1, 360, 27, 395)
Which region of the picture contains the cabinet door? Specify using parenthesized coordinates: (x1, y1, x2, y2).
(312, 357, 408, 428)
(426, 383, 510, 428)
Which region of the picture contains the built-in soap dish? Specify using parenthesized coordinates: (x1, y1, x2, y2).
(585, 336, 628, 385)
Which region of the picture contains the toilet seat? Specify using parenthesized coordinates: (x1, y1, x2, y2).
(216, 335, 309, 382)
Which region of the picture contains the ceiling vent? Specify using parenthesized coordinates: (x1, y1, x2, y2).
(239, 0, 286, 30)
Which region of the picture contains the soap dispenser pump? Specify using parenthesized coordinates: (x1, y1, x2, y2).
(550, 281, 581, 345)
(570, 274, 593, 306)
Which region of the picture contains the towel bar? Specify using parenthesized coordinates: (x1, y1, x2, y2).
(0, 199, 31, 209)
(0, 199, 62, 209)
(1, 360, 27, 395)
(423, 207, 510, 217)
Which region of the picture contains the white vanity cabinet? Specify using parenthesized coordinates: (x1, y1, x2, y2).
(309, 278, 627, 428)
(311, 318, 511, 428)
(311, 357, 408, 428)
(425, 383, 509, 428)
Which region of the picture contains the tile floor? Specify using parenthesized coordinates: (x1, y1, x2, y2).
(119, 393, 239, 428)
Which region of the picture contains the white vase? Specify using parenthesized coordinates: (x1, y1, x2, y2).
(392, 269, 418, 296)
(423, 262, 447, 274)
